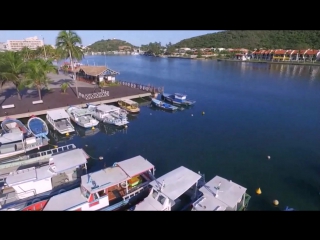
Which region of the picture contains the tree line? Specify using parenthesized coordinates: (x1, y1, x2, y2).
(0, 30, 84, 100)
(173, 30, 320, 50)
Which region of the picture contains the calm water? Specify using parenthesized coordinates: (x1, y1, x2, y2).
(52, 56, 320, 210)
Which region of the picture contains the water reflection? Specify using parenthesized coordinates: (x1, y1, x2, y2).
(98, 122, 128, 135)
(48, 128, 76, 145)
(74, 125, 100, 138)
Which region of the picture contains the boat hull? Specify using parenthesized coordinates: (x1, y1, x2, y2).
(151, 98, 178, 111)
(46, 115, 75, 135)
(161, 94, 196, 106)
(27, 116, 49, 138)
(1, 118, 31, 137)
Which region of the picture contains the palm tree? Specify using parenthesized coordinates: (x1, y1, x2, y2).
(20, 47, 30, 61)
(24, 59, 58, 100)
(55, 30, 84, 98)
(0, 51, 27, 100)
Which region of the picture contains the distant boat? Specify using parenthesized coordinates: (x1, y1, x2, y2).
(27, 116, 49, 140)
(1, 117, 32, 137)
(161, 93, 196, 106)
(46, 109, 75, 135)
(151, 98, 178, 111)
(87, 104, 129, 126)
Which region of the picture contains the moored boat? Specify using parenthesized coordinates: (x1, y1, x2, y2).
(87, 104, 129, 126)
(161, 93, 196, 106)
(46, 109, 75, 135)
(0, 132, 48, 161)
(0, 148, 89, 211)
(27, 116, 49, 140)
(66, 106, 99, 129)
(151, 98, 178, 111)
(1, 117, 32, 137)
(118, 99, 140, 113)
(191, 175, 251, 211)
(24, 155, 156, 211)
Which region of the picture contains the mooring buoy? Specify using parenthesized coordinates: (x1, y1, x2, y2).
(256, 188, 262, 195)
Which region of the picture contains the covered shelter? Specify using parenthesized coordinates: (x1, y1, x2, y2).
(75, 66, 120, 84)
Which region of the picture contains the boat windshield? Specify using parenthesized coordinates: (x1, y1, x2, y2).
(81, 186, 90, 199)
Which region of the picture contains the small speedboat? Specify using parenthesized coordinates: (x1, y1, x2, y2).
(151, 98, 178, 111)
(161, 93, 196, 106)
(1, 117, 32, 137)
(27, 116, 49, 139)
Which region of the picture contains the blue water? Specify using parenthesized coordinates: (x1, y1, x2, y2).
(54, 56, 320, 210)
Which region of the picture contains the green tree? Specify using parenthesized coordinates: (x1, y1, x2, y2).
(0, 51, 27, 100)
(24, 59, 57, 100)
(56, 30, 84, 98)
(60, 82, 68, 93)
(20, 47, 30, 61)
(166, 42, 176, 55)
(197, 49, 202, 58)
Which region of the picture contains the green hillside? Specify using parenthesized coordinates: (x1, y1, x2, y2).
(87, 39, 136, 52)
(174, 30, 320, 50)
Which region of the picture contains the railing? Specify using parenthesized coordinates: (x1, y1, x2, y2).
(79, 89, 109, 100)
(117, 81, 164, 94)
(0, 144, 76, 179)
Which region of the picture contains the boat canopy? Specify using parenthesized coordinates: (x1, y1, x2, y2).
(195, 176, 247, 210)
(174, 93, 187, 100)
(149, 166, 201, 201)
(68, 108, 92, 116)
(116, 155, 154, 178)
(47, 109, 69, 120)
(5, 149, 88, 187)
(96, 104, 120, 113)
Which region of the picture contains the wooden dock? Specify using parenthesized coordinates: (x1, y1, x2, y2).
(0, 85, 151, 121)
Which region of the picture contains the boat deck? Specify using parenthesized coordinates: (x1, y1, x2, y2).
(0, 173, 75, 206)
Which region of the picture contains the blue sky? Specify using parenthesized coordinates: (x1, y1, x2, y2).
(0, 30, 220, 46)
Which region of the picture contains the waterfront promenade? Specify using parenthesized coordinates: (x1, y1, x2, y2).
(0, 73, 151, 121)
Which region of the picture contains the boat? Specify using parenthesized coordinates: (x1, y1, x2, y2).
(151, 98, 178, 111)
(118, 99, 140, 113)
(24, 155, 156, 211)
(87, 104, 129, 126)
(27, 116, 49, 140)
(161, 93, 196, 106)
(1, 117, 32, 137)
(191, 175, 251, 211)
(66, 106, 99, 129)
(0, 132, 48, 161)
(0, 144, 77, 180)
(46, 109, 75, 135)
(0, 148, 89, 211)
(133, 166, 202, 211)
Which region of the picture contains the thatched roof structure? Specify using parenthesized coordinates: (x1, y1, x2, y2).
(74, 65, 120, 76)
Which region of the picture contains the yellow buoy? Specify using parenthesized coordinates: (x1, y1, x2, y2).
(202, 111, 205, 115)
(273, 200, 279, 206)
(125, 125, 128, 128)
(256, 188, 262, 195)
(92, 126, 95, 130)
(54, 145, 58, 148)
(66, 132, 69, 136)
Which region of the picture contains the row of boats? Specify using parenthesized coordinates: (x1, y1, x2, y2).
(0, 145, 251, 211)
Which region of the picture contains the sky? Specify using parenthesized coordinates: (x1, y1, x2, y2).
(0, 30, 220, 46)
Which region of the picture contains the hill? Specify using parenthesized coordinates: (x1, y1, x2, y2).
(173, 30, 320, 50)
(87, 39, 137, 52)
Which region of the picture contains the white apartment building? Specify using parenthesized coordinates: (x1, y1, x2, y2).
(5, 36, 44, 51)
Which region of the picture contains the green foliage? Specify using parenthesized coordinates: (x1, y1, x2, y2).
(0, 51, 28, 99)
(174, 30, 320, 49)
(88, 39, 136, 52)
(60, 82, 68, 93)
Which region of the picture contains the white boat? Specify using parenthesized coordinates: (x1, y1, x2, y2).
(46, 109, 75, 135)
(87, 104, 129, 126)
(1, 117, 32, 137)
(0, 132, 48, 161)
(0, 148, 89, 211)
(28, 155, 155, 211)
(133, 166, 202, 211)
(66, 106, 99, 129)
(191, 175, 251, 211)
